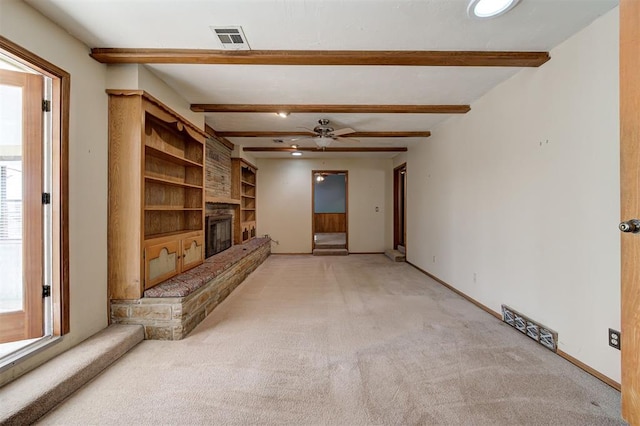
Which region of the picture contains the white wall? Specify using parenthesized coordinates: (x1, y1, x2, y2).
(105, 64, 138, 89)
(407, 9, 620, 382)
(231, 145, 257, 166)
(393, 152, 407, 169)
(137, 65, 204, 128)
(257, 158, 393, 253)
(0, 0, 109, 386)
(105, 64, 204, 128)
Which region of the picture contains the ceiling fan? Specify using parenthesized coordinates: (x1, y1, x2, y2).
(290, 119, 358, 149)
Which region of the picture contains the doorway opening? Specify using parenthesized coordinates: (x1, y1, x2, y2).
(394, 163, 407, 254)
(312, 171, 348, 255)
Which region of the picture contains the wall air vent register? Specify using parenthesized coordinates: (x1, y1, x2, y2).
(502, 305, 558, 352)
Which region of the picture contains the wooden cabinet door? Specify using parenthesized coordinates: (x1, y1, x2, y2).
(240, 222, 256, 243)
(181, 235, 203, 271)
(144, 239, 180, 290)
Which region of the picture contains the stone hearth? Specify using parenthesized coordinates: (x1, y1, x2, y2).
(110, 238, 270, 340)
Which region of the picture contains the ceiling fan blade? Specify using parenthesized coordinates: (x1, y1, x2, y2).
(284, 136, 314, 142)
(335, 136, 360, 143)
(331, 127, 355, 137)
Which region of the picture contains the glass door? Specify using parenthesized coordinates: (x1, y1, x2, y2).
(0, 68, 44, 343)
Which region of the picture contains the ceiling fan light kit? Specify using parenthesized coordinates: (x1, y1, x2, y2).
(315, 137, 333, 148)
(304, 118, 357, 149)
(468, 0, 521, 19)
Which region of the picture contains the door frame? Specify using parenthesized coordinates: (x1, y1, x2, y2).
(393, 163, 407, 251)
(0, 36, 71, 340)
(311, 170, 348, 250)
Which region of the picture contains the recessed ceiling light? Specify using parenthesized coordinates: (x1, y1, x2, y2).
(273, 139, 283, 144)
(291, 151, 302, 157)
(467, 0, 520, 19)
(290, 144, 298, 149)
(276, 112, 290, 118)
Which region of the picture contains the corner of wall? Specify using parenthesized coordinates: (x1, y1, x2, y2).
(232, 146, 257, 166)
(137, 65, 204, 128)
(105, 64, 139, 89)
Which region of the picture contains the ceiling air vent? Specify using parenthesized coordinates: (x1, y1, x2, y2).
(210, 26, 250, 50)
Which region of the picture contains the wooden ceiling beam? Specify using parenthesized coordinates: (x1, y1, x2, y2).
(90, 49, 550, 67)
(191, 104, 470, 114)
(219, 131, 312, 137)
(217, 131, 431, 138)
(347, 131, 431, 138)
(243, 147, 407, 153)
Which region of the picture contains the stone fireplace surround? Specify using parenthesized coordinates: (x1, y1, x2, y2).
(109, 137, 268, 340)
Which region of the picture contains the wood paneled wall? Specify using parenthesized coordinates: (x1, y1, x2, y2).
(314, 213, 346, 233)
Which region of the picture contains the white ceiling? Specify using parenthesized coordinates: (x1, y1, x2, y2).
(26, 0, 618, 159)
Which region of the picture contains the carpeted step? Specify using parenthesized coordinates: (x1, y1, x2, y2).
(0, 324, 144, 426)
(313, 248, 349, 256)
(314, 244, 346, 250)
(385, 249, 406, 262)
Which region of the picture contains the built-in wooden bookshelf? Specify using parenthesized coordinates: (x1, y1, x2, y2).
(231, 158, 257, 244)
(108, 90, 206, 299)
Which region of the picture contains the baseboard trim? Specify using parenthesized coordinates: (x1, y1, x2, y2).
(557, 349, 621, 391)
(271, 252, 384, 255)
(271, 253, 313, 255)
(407, 261, 621, 392)
(407, 261, 501, 320)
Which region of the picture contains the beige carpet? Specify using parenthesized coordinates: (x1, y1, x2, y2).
(38, 255, 623, 425)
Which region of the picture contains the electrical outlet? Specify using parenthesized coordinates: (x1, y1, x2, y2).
(473, 272, 477, 283)
(432, 256, 436, 263)
(609, 328, 621, 350)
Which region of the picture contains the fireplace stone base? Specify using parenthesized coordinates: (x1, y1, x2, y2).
(110, 238, 270, 340)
